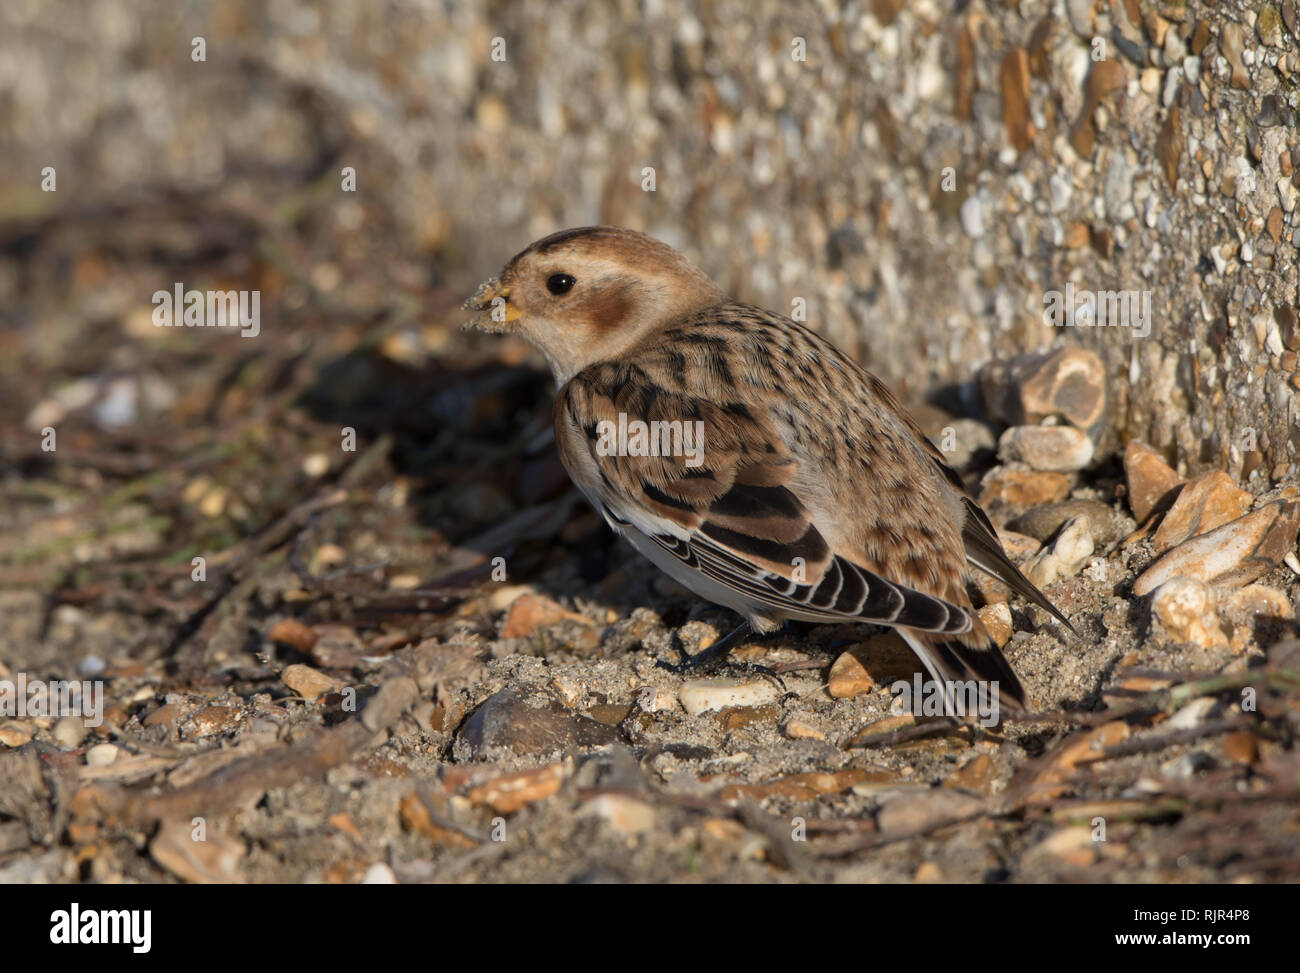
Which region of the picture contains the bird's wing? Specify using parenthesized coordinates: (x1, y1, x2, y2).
(866, 376, 1076, 633)
(555, 361, 973, 635)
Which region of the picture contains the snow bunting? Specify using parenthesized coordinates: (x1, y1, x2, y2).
(465, 226, 1072, 716)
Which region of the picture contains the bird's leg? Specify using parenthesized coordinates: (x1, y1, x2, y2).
(669, 621, 754, 671)
(661, 622, 787, 691)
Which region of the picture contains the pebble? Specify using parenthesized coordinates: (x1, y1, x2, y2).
(978, 348, 1107, 435)
(467, 762, 567, 814)
(827, 650, 875, 699)
(455, 687, 621, 759)
(150, 819, 245, 884)
(1123, 440, 1184, 523)
(1166, 697, 1220, 731)
(1133, 498, 1300, 595)
(1223, 583, 1294, 620)
(929, 417, 996, 472)
(281, 663, 344, 702)
(1222, 730, 1260, 765)
(500, 593, 591, 638)
(998, 424, 1094, 472)
(1010, 499, 1131, 552)
(979, 469, 1072, 512)
(1161, 751, 1216, 779)
(678, 677, 780, 716)
(977, 602, 1014, 647)
(362, 863, 398, 884)
(184, 705, 242, 739)
(1151, 471, 1253, 553)
(782, 718, 826, 741)
(634, 685, 679, 714)
(85, 743, 119, 767)
(579, 793, 657, 835)
(943, 752, 995, 795)
(876, 788, 982, 835)
(1220, 22, 1250, 89)
(53, 715, 86, 749)
(1030, 826, 1098, 867)
(267, 617, 319, 654)
(959, 194, 985, 237)
(0, 721, 34, 748)
(1024, 516, 1094, 587)
(1150, 577, 1228, 648)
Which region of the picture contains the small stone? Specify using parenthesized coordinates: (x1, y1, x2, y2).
(1010, 499, 1131, 552)
(1161, 751, 1216, 779)
(1220, 23, 1250, 89)
(1167, 697, 1220, 730)
(500, 593, 590, 638)
(1133, 499, 1300, 595)
(1152, 472, 1254, 553)
(1223, 583, 1294, 620)
(362, 863, 398, 884)
(828, 651, 875, 699)
(979, 348, 1107, 437)
(978, 602, 1013, 647)
(717, 705, 778, 732)
(1222, 730, 1260, 765)
(928, 418, 996, 472)
(85, 743, 119, 767)
(1150, 578, 1228, 648)
(455, 687, 621, 759)
(1157, 103, 1183, 188)
(997, 530, 1042, 560)
(1024, 516, 1094, 587)
(1123, 440, 1184, 523)
(1258, 5, 1284, 46)
(487, 584, 534, 612)
(1001, 48, 1035, 153)
(980, 469, 1073, 512)
(634, 685, 678, 713)
(998, 425, 1094, 472)
(549, 672, 585, 709)
(959, 194, 985, 238)
(0, 721, 33, 747)
(877, 788, 982, 835)
(579, 793, 657, 835)
(53, 715, 86, 749)
(944, 752, 995, 795)
(143, 702, 180, 729)
(914, 861, 944, 883)
(1031, 826, 1098, 867)
(281, 663, 344, 702)
(679, 677, 780, 716)
(467, 762, 567, 815)
(150, 818, 245, 884)
(184, 705, 242, 739)
(782, 718, 826, 741)
(302, 453, 331, 478)
(267, 618, 319, 654)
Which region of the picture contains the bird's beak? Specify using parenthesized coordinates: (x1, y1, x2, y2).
(462, 276, 521, 332)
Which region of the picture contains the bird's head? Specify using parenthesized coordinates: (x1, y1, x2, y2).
(464, 226, 725, 384)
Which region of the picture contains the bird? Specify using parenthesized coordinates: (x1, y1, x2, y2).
(464, 226, 1073, 718)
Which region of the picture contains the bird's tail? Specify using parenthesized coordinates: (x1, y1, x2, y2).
(896, 618, 1027, 722)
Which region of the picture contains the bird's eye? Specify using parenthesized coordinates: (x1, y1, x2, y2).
(546, 273, 576, 295)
